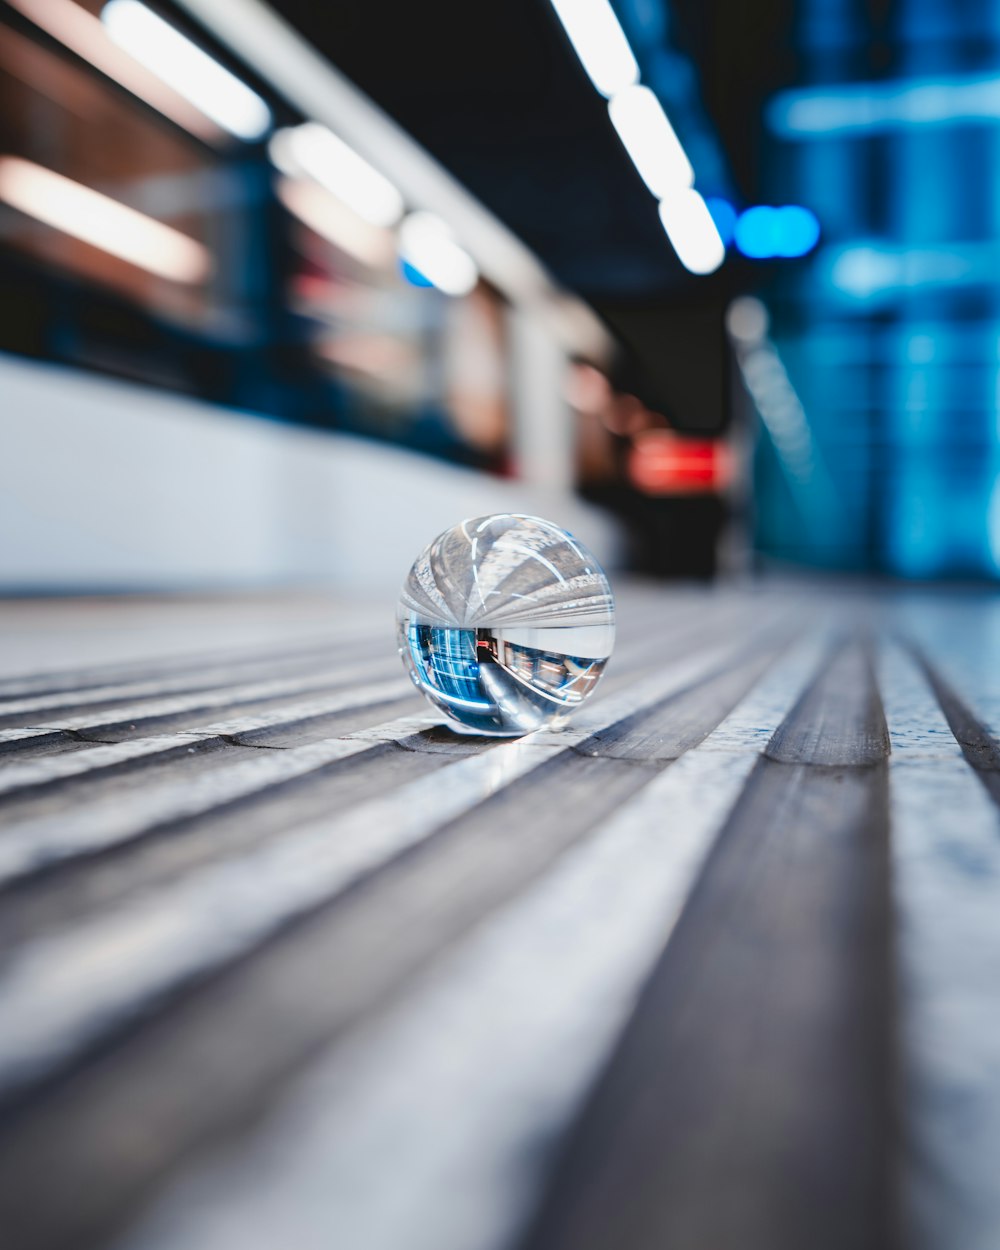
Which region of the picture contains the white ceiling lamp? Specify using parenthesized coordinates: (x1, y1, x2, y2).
(170, 0, 613, 353)
(275, 176, 392, 269)
(102, 0, 271, 141)
(547, 0, 719, 277)
(398, 212, 478, 297)
(726, 296, 770, 345)
(548, 0, 639, 98)
(6, 0, 223, 143)
(609, 85, 694, 196)
(0, 156, 212, 283)
(269, 123, 404, 228)
(658, 189, 725, 275)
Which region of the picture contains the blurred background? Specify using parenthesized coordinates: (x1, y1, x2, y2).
(2, 0, 999, 591)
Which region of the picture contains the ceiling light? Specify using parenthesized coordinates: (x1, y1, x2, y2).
(102, 0, 271, 141)
(269, 124, 403, 228)
(657, 189, 725, 275)
(768, 72, 1000, 138)
(734, 205, 820, 259)
(275, 176, 392, 269)
(0, 156, 212, 283)
(734, 205, 778, 259)
(726, 297, 770, 345)
(398, 212, 478, 297)
(773, 206, 820, 257)
(5, 0, 223, 142)
(548, 0, 639, 98)
(609, 85, 693, 196)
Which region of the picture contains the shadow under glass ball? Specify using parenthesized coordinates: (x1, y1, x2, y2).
(397, 514, 615, 737)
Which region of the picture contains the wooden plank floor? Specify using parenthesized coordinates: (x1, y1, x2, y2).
(0, 585, 998, 1250)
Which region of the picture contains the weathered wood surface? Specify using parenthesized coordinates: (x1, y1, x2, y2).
(0, 586, 997, 1250)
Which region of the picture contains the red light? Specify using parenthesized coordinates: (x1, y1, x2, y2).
(627, 430, 732, 495)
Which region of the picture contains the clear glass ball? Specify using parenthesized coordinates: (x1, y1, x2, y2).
(397, 513, 615, 737)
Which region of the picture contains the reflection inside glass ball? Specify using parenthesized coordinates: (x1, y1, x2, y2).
(397, 514, 615, 736)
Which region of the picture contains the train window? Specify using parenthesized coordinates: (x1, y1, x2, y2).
(0, 2, 512, 472)
(281, 179, 511, 470)
(0, 18, 249, 333)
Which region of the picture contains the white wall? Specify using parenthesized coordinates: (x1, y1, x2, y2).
(0, 353, 621, 593)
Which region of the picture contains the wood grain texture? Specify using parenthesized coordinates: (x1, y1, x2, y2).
(766, 638, 889, 766)
(517, 630, 894, 1250)
(879, 642, 1000, 1250)
(907, 641, 1000, 807)
(0, 588, 993, 1250)
(0, 628, 823, 1250)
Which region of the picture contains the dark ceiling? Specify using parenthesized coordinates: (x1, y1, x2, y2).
(272, 0, 798, 426)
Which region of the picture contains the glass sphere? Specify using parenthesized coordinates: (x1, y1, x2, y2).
(397, 513, 615, 737)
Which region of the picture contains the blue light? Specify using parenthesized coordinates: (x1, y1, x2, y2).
(768, 72, 1000, 138)
(735, 205, 820, 259)
(618, 0, 666, 45)
(774, 206, 820, 256)
(704, 197, 737, 247)
(735, 206, 778, 258)
(400, 260, 434, 287)
(828, 243, 979, 300)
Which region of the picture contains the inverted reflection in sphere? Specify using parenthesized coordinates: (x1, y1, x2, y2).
(397, 514, 615, 736)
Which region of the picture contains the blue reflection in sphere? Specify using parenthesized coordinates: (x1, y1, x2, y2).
(397, 514, 615, 737)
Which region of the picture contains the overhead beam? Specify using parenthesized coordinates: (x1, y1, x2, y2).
(176, 0, 613, 361)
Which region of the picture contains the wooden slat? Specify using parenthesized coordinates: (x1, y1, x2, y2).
(0, 634, 769, 1104)
(517, 636, 893, 1250)
(0, 598, 384, 698)
(880, 641, 1000, 1250)
(0, 605, 773, 952)
(93, 636, 830, 1250)
(907, 641, 1000, 807)
(0, 735, 230, 799)
(0, 588, 993, 1250)
(0, 724, 424, 888)
(0, 639, 351, 700)
(766, 638, 889, 765)
(1, 658, 399, 736)
(0, 642, 381, 719)
(0, 726, 72, 754)
(0, 598, 728, 752)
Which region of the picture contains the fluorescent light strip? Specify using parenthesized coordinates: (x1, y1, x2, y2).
(726, 296, 770, 345)
(398, 212, 478, 296)
(548, 0, 639, 98)
(102, 0, 271, 141)
(170, 0, 612, 354)
(547, 0, 717, 277)
(738, 344, 818, 487)
(0, 156, 212, 284)
(768, 72, 1000, 137)
(269, 123, 403, 228)
(828, 242, 983, 299)
(609, 85, 693, 196)
(275, 175, 392, 268)
(657, 189, 724, 275)
(727, 319, 837, 517)
(6, 0, 223, 143)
